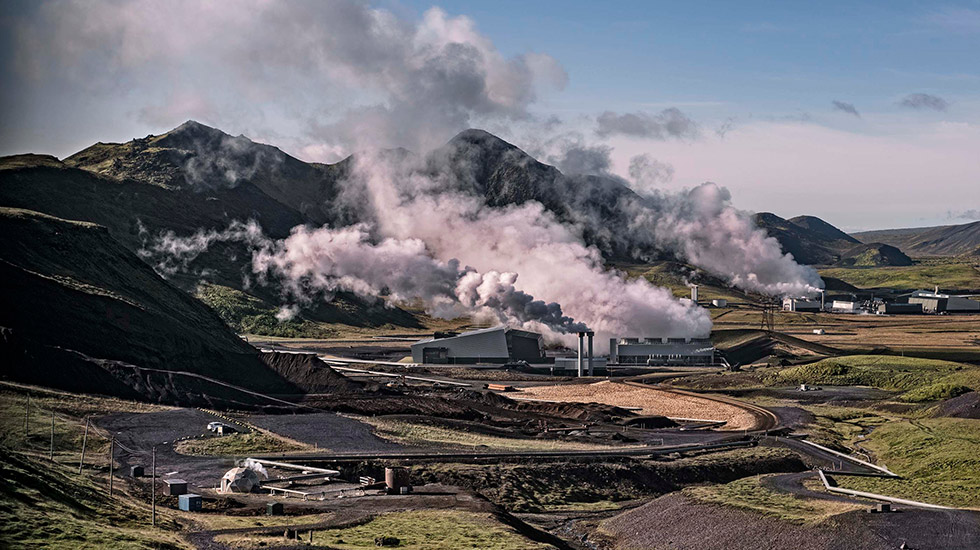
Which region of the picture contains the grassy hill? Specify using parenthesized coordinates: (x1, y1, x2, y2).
(0, 207, 301, 404)
(852, 221, 980, 258)
(755, 213, 912, 267)
(818, 258, 980, 291)
(768, 355, 980, 402)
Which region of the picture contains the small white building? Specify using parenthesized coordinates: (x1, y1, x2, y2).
(711, 299, 728, 307)
(831, 300, 858, 313)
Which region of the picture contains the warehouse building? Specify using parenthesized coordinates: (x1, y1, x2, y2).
(783, 297, 822, 312)
(909, 289, 980, 313)
(609, 337, 716, 366)
(411, 326, 547, 364)
(831, 300, 859, 313)
(876, 302, 923, 315)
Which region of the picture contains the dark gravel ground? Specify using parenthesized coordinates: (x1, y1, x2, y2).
(97, 408, 235, 489)
(245, 412, 406, 453)
(597, 492, 980, 550)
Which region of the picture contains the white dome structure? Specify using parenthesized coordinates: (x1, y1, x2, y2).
(219, 467, 261, 494)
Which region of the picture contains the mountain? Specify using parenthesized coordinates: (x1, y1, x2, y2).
(430, 129, 653, 260)
(835, 243, 914, 267)
(851, 221, 980, 258)
(787, 215, 860, 245)
(0, 207, 304, 405)
(0, 128, 419, 330)
(753, 213, 912, 266)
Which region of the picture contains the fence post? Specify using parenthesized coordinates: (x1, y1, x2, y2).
(108, 437, 114, 497)
(151, 446, 156, 527)
(79, 418, 89, 474)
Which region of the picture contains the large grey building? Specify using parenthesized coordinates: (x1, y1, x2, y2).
(909, 289, 980, 313)
(410, 326, 546, 364)
(609, 337, 715, 366)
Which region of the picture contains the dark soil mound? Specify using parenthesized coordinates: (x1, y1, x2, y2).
(933, 391, 980, 419)
(258, 351, 364, 394)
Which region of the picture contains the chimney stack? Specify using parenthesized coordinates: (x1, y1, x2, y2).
(691, 285, 699, 303)
(577, 332, 585, 377)
(587, 331, 594, 376)
(820, 290, 825, 310)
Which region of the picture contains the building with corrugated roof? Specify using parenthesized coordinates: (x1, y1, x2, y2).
(410, 326, 547, 364)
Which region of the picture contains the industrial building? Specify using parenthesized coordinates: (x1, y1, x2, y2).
(876, 302, 923, 315)
(909, 289, 980, 313)
(411, 326, 548, 364)
(831, 300, 859, 313)
(609, 337, 715, 366)
(783, 297, 822, 312)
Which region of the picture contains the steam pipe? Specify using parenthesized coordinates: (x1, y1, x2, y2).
(587, 331, 594, 376)
(577, 332, 585, 377)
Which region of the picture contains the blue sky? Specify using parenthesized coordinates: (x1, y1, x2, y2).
(1, 1, 978, 230)
(400, 1, 979, 118)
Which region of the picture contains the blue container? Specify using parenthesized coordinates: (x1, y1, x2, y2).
(178, 493, 202, 512)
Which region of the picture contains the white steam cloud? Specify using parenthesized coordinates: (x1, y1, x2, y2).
(142, 220, 591, 337)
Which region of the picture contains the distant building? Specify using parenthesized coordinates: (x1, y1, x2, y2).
(783, 297, 821, 312)
(609, 337, 715, 365)
(876, 302, 923, 315)
(411, 326, 547, 364)
(831, 300, 858, 313)
(711, 299, 728, 307)
(909, 290, 980, 313)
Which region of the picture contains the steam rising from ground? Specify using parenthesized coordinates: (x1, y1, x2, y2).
(142, 221, 589, 336)
(342, 152, 714, 345)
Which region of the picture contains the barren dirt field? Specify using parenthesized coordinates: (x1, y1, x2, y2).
(515, 381, 758, 430)
(716, 311, 980, 351)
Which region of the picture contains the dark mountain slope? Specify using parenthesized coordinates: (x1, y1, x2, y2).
(0, 151, 419, 329)
(752, 212, 835, 265)
(852, 221, 980, 257)
(754, 212, 910, 266)
(431, 129, 661, 260)
(65, 120, 359, 227)
(788, 215, 860, 245)
(0, 207, 303, 404)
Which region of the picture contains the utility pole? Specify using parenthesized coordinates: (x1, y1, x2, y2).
(78, 418, 89, 474)
(108, 437, 114, 497)
(49, 409, 55, 460)
(151, 446, 156, 527)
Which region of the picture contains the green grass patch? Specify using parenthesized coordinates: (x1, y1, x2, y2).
(0, 385, 171, 462)
(175, 432, 308, 456)
(685, 474, 861, 524)
(0, 447, 186, 549)
(836, 418, 980, 508)
(818, 260, 980, 290)
(768, 355, 980, 401)
(216, 510, 555, 550)
(195, 283, 337, 338)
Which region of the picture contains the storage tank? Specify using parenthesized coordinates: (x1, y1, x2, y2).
(385, 467, 412, 494)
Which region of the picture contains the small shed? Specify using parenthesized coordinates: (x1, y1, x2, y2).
(711, 299, 728, 307)
(267, 502, 284, 516)
(130, 465, 145, 478)
(178, 493, 202, 512)
(164, 479, 188, 496)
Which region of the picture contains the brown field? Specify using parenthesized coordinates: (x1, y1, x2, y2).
(714, 310, 980, 358)
(514, 381, 757, 430)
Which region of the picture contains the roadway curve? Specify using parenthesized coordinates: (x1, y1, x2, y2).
(622, 378, 781, 433)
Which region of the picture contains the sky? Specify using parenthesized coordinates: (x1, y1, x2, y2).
(1, 0, 978, 231)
